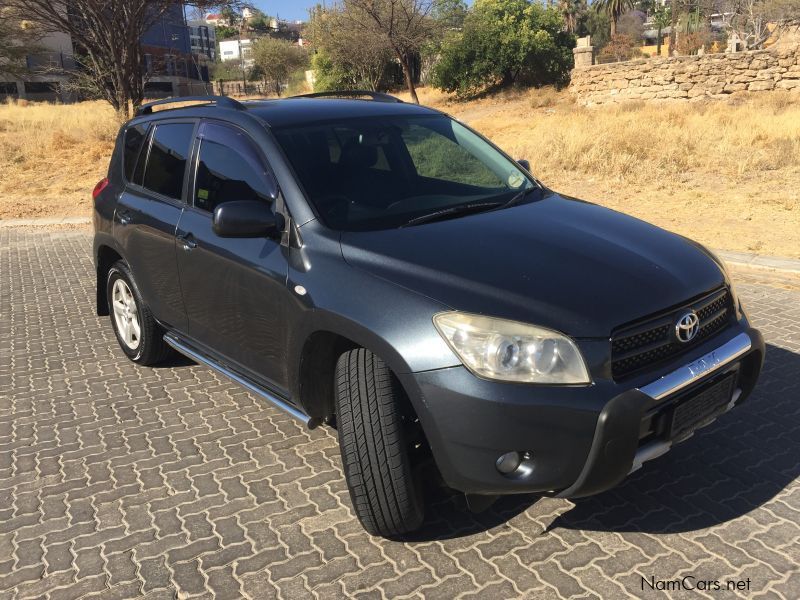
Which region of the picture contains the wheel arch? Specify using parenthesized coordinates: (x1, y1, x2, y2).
(290, 313, 424, 423)
(95, 243, 124, 316)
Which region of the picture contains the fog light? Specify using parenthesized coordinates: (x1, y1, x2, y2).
(496, 452, 521, 474)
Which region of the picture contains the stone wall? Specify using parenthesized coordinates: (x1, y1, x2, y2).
(570, 46, 800, 105)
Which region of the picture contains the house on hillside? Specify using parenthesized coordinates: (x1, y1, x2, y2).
(204, 13, 229, 27)
(219, 38, 255, 68)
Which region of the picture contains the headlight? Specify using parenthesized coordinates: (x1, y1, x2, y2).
(433, 312, 591, 384)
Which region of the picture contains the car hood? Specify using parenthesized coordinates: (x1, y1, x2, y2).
(339, 193, 727, 338)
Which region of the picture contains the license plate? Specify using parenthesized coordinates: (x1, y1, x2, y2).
(670, 374, 736, 438)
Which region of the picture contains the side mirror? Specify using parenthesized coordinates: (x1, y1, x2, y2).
(213, 200, 285, 238)
(517, 159, 531, 172)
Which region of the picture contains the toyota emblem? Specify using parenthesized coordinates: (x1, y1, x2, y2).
(675, 311, 700, 343)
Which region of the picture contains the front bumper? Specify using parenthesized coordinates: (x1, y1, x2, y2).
(398, 323, 765, 497)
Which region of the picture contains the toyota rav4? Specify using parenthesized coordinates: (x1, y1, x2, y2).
(93, 92, 765, 537)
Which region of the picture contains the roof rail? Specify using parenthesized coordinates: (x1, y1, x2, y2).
(291, 90, 403, 103)
(136, 95, 246, 116)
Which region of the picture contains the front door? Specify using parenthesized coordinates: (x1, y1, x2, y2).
(176, 120, 291, 394)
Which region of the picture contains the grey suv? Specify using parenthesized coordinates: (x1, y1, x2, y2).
(93, 93, 764, 537)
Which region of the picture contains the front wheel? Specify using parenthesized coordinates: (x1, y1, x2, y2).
(334, 348, 425, 537)
(106, 261, 172, 366)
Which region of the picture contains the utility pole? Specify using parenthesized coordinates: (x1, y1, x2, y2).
(238, 11, 247, 96)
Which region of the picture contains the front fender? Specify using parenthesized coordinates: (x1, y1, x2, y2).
(284, 225, 461, 408)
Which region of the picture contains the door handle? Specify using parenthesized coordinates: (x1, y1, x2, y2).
(117, 210, 132, 225)
(177, 234, 197, 251)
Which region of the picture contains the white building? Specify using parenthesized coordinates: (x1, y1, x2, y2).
(218, 38, 255, 68)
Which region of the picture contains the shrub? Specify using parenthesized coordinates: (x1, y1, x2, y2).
(311, 49, 358, 92)
(597, 34, 643, 63)
(431, 0, 575, 98)
(677, 30, 710, 56)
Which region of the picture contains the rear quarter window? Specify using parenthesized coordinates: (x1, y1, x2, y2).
(123, 123, 149, 182)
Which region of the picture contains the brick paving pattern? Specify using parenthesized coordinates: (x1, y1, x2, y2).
(1, 229, 799, 599)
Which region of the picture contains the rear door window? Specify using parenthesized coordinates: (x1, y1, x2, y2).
(194, 122, 274, 213)
(142, 122, 195, 200)
(123, 123, 149, 182)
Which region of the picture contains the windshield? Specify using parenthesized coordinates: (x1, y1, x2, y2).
(272, 114, 538, 231)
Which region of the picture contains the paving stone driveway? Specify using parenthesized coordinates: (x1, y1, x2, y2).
(1, 229, 799, 600)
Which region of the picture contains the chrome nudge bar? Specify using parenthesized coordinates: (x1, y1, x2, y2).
(638, 332, 752, 401)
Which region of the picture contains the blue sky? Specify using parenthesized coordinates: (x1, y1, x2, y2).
(252, 0, 474, 22)
(252, 1, 318, 22)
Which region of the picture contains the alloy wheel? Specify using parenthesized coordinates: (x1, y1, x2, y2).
(112, 279, 141, 350)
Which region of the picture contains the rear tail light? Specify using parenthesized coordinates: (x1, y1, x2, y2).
(92, 177, 110, 200)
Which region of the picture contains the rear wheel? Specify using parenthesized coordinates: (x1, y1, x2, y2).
(334, 348, 425, 537)
(106, 261, 173, 365)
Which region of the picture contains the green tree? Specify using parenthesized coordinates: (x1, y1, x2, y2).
(220, 6, 242, 28)
(579, 8, 610, 50)
(248, 12, 272, 33)
(432, 0, 575, 98)
(306, 4, 395, 91)
(215, 25, 239, 39)
(250, 37, 308, 96)
(595, 0, 634, 36)
(433, 0, 469, 28)
(559, 0, 586, 34)
(652, 5, 671, 56)
(343, 0, 439, 104)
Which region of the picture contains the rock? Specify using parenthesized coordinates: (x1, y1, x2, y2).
(748, 80, 775, 91)
(569, 45, 800, 105)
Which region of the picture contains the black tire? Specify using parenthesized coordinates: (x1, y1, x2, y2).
(334, 348, 425, 537)
(106, 260, 173, 366)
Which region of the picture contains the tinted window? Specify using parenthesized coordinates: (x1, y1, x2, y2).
(273, 115, 534, 231)
(194, 123, 273, 213)
(123, 124, 148, 182)
(142, 123, 194, 200)
(131, 128, 150, 186)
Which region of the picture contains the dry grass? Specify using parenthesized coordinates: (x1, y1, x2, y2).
(0, 99, 118, 220)
(398, 87, 800, 258)
(1, 89, 799, 257)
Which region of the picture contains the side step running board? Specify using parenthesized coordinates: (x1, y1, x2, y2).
(163, 333, 314, 428)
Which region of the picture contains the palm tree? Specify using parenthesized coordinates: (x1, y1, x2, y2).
(559, 0, 586, 34)
(595, 0, 634, 36)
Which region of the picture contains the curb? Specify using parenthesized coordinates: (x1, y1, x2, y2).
(717, 250, 800, 276)
(0, 216, 91, 228)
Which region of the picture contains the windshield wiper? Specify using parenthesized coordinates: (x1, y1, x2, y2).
(496, 185, 543, 210)
(400, 201, 502, 228)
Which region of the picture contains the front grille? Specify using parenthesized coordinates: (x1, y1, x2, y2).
(611, 288, 733, 380)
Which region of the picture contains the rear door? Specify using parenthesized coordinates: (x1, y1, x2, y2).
(175, 120, 292, 393)
(114, 120, 196, 332)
